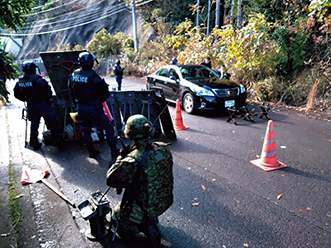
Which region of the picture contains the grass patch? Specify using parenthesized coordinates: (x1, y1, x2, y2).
(8, 164, 21, 241)
(5, 109, 21, 241)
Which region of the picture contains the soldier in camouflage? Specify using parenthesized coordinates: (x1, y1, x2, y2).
(106, 114, 174, 248)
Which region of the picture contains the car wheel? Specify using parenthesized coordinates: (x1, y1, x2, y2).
(183, 93, 195, 114)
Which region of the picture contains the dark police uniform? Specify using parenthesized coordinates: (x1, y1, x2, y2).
(68, 68, 118, 157)
(113, 62, 125, 91)
(14, 73, 58, 149)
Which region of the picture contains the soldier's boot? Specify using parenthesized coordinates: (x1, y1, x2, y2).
(144, 220, 161, 248)
(110, 143, 119, 159)
(86, 143, 100, 158)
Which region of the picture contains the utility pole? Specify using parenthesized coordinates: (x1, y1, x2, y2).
(207, 0, 211, 36)
(215, 0, 220, 28)
(132, 0, 138, 53)
(196, 0, 200, 27)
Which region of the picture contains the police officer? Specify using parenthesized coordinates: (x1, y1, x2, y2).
(14, 61, 59, 150)
(68, 52, 118, 158)
(106, 114, 174, 248)
(113, 59, 125, 91)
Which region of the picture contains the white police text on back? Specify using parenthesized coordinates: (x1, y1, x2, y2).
(18, 82, 33, 87)
(72, 76, 88, 83)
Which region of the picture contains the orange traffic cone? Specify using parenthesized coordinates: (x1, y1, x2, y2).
(250, 120, 287, 171)
(174, 99, 189, 131)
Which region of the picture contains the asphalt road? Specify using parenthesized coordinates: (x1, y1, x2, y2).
(1, 77, 331, 248)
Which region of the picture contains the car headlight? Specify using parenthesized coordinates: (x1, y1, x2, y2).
(193, 86, 215, 96)
(240, 84, 246, 93)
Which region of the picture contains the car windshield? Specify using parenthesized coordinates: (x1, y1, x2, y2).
(179, 66, 219, 79)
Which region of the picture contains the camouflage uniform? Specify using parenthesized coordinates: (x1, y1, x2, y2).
(106, 114, 173, 246)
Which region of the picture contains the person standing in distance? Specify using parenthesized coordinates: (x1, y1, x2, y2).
(171, 57, 178, 65)
(113, 59, 125, 91)
(106, 114, 174, 248)
(200, 56, 212, 69)
(68, 52, 118, 158)
(14, 61, 59, 150)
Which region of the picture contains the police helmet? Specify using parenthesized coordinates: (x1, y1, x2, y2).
(78, 52, 97, 69)
(171, 58, 178, 64)
(124, 114, 152, 139)
(22, 61, 37, 74)
(115, 60, 120, 65)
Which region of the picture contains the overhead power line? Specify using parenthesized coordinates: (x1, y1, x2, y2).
(1, 0, 153, 37)
(22, 3, 127, 30)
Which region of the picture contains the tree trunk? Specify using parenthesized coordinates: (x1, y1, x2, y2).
(215, 0, 220, 28)
(237, 0, 242, 28)
(230, 0, 235, 24)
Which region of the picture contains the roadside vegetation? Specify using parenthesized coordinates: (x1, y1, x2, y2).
(1, 0, 331, 112)
(82, 0, 331, 112)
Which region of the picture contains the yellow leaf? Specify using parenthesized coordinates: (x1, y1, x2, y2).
(92, 169, 97, 173)
(191, 202, 199, 206)
(201, 184, 206, 190)
(244, 243, 249, 247)
(277, 194, 283, 200)
(307, 207, 312, 211)
(326, 214, 331, 218)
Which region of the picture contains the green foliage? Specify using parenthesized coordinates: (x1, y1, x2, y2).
(0, 43, 20, 101)
(272, 21, 312, 73)
(85, 28, 134, 59)
(0, 0, 34, 31)
(0, 0, 33, 102)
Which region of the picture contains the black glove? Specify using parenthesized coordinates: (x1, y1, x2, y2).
(120, 144, 131, 157)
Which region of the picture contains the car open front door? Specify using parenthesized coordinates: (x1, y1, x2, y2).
(163, 69, 180, 102)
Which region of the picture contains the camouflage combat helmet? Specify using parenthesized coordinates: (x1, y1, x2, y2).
(124, 114, 151, 139)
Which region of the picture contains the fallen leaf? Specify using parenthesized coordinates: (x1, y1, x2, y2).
(13, 194, 24, 199)
(180, 207, 184, 210)
(208, 220, 212, 224)
(277, 194, 283, 200)
(326, 214, 331, 218)
(74, 188, 80, 193)
(299, 209, 304, 212)
(212, 179, 216, 182)
(307, 207, 311, 211)
(290, 223, 295, 226)
(201, 184, 206, 190)
(92, 169, 97, 173)
(280, 146, 286, 149)
(191, 202, 199, 206)
(244, 243, 249, 247)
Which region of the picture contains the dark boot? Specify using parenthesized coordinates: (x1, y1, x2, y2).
(30, 139, 42, 150)
(144, 223, 161, 248)
(110, 144, 119, 158)
(86, 143, 100, 158)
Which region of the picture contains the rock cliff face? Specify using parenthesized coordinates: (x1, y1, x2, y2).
(17, 0, 144, 61)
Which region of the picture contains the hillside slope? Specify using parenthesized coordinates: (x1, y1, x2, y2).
(17, 0, 145, 61)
